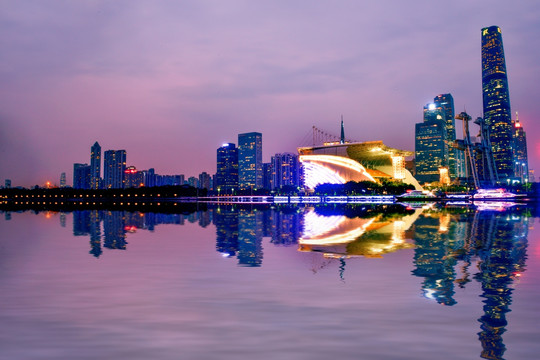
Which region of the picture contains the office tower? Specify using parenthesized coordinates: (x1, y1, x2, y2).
(238, 132, 263, 190)
(124, 166, 143, 188)
(104, 150, 127, 189)
(271, 153, 301, 190)
(415, 103, 448, 183)
(512, 114, 528, 182)
(481, 26, 514, 179)
(59, 172, 66, 188)
(434, 94, 458, 179)
(198, 172, 211, 190)
(73, 163, 91, 189)
(90, 141, 101, 189)
(216, 143, 238, 194)
(263, 163, 272, 190)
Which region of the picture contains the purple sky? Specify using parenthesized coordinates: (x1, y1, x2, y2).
(1, 1, 539, 187)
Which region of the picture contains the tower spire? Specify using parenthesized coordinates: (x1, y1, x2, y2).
(340, 115, 345, 144)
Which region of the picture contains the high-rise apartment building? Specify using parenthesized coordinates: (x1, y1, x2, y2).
(433, 94, 458, 179)
(271, 153, 301, 190)
(198, 172, 211, 190)
(216, 143, 239, 193)
(73, 163, 91, 189)
(481, 26, 514, 179)
(104, 150, 127, 189)
(512, 114, 528, 182)
(90, 141, 101, 189)
(238, 132, 263, 190)
(415, 103, 448, 183)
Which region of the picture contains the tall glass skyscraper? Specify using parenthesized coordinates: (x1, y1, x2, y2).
(415, 103, 448, 183)
(216, 143, 238, 193)
(433, 94, 457, 179)
(238, 132, 263, 190)
(90, 141, 101, 189)
(512, 115, 528, 182)
(104, 150, 127, 189)
(481, 26, 513, 179)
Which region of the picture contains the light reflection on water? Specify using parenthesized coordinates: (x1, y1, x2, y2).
(0, 204, 539, 360)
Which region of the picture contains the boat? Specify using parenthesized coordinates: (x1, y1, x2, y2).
(472, 188, 521, 200)
(396, 190, 438, 201)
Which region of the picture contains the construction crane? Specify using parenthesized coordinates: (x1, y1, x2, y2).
(474, 116, 498, 185)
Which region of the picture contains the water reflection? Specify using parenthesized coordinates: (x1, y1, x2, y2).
(1, 203, 535, 360)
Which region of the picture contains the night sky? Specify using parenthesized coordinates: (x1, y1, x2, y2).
(1, 1, 539, 187)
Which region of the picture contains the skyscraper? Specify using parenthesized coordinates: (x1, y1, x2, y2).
(73, 163, 91, 189)
(104, 150, 127, 189)
(216, 143, 238, 194)
(433, 94, 458, 179)
(512, 114, 528, 182)
(481, 26, 514, 179)
(90, 141, 101, 189)
(271, 153, 301, 190)
(415, 103, 448, 183)
(238, 132, 263, 190)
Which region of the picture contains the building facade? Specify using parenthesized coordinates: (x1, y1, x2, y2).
(512, 115, 528, 182)
(104, 150, 127, 189)
(238, 132, 263, 190)
(271, 153, 301, 190)
(73, 163, 91, 189)
(216, 143, 239, 193)
(198, 172, 211, 190)
(433, 94, 458, 179)
(415, 104, 448, 183)
(90, 141, 101, 189)
(481, 26, 514, 179)
(124, 166, 143, 188)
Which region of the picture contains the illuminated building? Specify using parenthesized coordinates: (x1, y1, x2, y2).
(238, 132, 263, 190)
(415, 103, 448, 183)
(439, 167, 450, 185)
(512, 114, 528, 182)
(434, 94, 459, 179)
(298, 141, 419, 190)
(216, 143, 238, 193)
(263, 162, 272, 190)
(90, 141, 101, 189)
(60, 172, 66, 188)
(124, 166, 143, 188)
(73, 163, 91, 189)
(271, 153, 301, 190)
(482, 26, 514, 179)
(104, 150, 127, 189)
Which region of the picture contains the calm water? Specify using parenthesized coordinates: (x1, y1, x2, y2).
(1, 204, 539, 360)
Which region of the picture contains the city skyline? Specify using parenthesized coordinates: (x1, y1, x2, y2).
(1, 1, 540, 187)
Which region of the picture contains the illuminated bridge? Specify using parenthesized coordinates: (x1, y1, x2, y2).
(298, 140, 421, 190)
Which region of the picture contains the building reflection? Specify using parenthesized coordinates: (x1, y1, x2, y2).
(409, 207, 530, 360)
(213, 206, 267, 267)
(2, 203, 535, 358)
